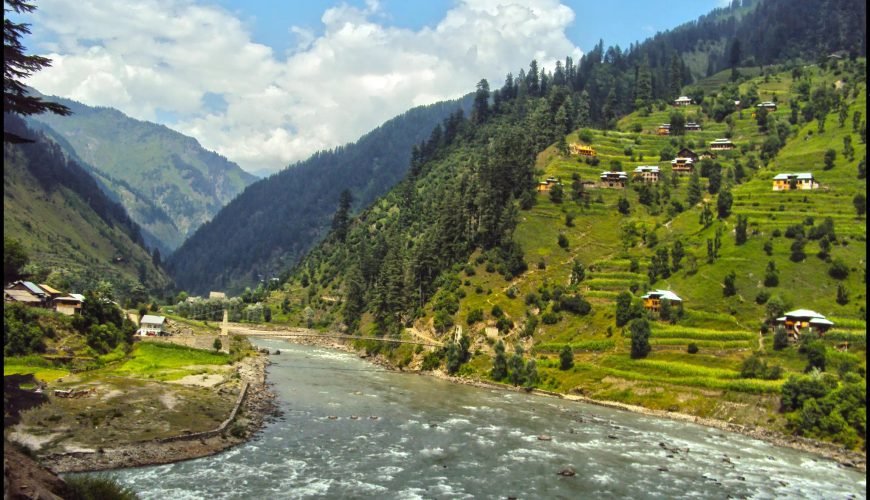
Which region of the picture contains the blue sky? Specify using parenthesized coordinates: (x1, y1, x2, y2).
(22, 0, 730, 174)
(213, 0, 727, 55)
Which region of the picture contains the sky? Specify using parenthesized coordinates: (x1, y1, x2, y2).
(18, 0, 728, 175)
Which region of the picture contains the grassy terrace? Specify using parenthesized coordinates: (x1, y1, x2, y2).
(441, 63, 866, 431)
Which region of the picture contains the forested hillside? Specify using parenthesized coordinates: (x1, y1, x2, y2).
(27, 93, 257, 254)
(262, 0, 866, 450)
(3, 114, 171, 298)
(168, 96, 473, 295)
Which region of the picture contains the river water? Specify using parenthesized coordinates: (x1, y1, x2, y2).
(105, 339, 865, 499)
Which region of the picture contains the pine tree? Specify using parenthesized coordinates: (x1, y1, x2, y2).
(630, 318, 651, 359)
(3, 0, 71, 142)
(491, 340, 508, 380)
(687, 171, 702, 206)
(559, 345, 574, 370)
(472, 79, 490, 124)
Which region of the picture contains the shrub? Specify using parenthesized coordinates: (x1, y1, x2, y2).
(65, 474, 138, 500)
(496, 317, 514, 333)
(755, 291, 770, 304)
(466, 308, 484, 325)
(559, 345, 574, 370)
(828, 259, 849, 280)
(558, 233, 569, 248)
(490, 305, 504, 318)
(687, 343, 699, 354)
(541, 312, 560, 324)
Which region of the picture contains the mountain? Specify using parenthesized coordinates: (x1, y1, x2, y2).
(3, 114, 171, 299)
(168, 95, 473, 295)
(262, 1, 866, 450)
(26, 94, 257, 253)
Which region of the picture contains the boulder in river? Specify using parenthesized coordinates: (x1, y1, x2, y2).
(537, 435, 552, 441)
(557, 468, 576, 477)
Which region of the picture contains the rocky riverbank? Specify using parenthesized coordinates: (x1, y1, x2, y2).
(40, 354, 279, 474)
(264, 331, 866, 473)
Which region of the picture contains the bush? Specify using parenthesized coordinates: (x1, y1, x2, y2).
(65, 474, 138, 500)
(687, 343, 699, 354)
(541, 312, 560, 324)
(496, 317, 514, 333)
(557, 233, 569, 248)
(828, 259, 849, 280)
(559, 344, 574, 370)
(773, 326, 790, 350)
(491, 305, 504, 318)
(755, 291, 771, 304)
(466, 308, 484, 325)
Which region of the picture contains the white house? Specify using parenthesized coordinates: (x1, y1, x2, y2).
(138, 315, 166, 336)
(674, 96, 692, 106)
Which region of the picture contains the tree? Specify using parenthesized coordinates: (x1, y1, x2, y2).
(569, 259, 585, 286)
(629, 318, 651, 359)
(615, 291, 633, 327)
(331, 189, 353, 242)
(549, 183, 564, 203)
(728, 38, 741, 81)
(617, 197, 630, 215)
(3, 236, 28, 283)
(735, 214, 748, 245)
(3, 0, 71, 142)
(213, 338, 222, 352)
(764, 261, 779, 287)
(823, 149, 836, 170)
(669, 110, 686, 135)
(836, 283, 849, 305)
(717, 187, 733, 218)
(686, 171, 702, 206)
(853, 194, 866, 216)
(773, 325, 789, 350)
(559, 345, 574, 370)
(472, 79, 490, 124)
(723, 271, 737, 297)
(491, 340, 507, 381)
(508, 345, 526, 386)
(524, 359, 539, 389)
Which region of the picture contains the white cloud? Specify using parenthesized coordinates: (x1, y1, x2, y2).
(28, 0, 582, 173)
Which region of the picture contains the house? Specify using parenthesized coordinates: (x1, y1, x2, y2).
(775, 309, 834, 339)
(698, 151, 717, 160)
(674, 96, 692, 106)
(7, 281, 49, 303)
(641, 290, 682, 313)
(685, 122, 701, 132)
(209, 291, 227, 300)
(138, 315, 167, 336)
(599, 171, 628, 188)
(38, 284, 63, 299)
(537, 177, 562, 192)
(53, 295, 83, 316)
(756, 101, 777, 111)
(709, 138, 735, 151)
(633, 165, 660, 182)
(772, 173, 818, 191)
(656, 124, 670, 136)
(671, 148, 698, 174)
(569, 143, 596, 156)
(4, 288, 43, 305)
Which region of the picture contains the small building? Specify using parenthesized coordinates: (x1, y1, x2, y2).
(698, 151, 716, 160)
(756, 101, 777, 111)
(671, 157, 694, 173)
(775, 309, 834, 339)
(599, 171, 628, 188)
(633, 165, 660, 183)
(674, 96, 692, 106)
(641, 290, 683, 314)
(138, 315, 166, 336)
(38, 284, 63, 299)
(4, 288, 43, 305)
(685, 122, 701, 132)
(53, 295, 83, 316)
(537, 177, 562, 192)
(209, 291, 227, 300)
(709, 138, 735, 151)
(569, 143, 596, 156)
(772, 173, 818, 191)
(7, 281, 49, 303)
(656, 124, 670, 136)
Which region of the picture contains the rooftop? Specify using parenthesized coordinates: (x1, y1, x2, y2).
(140, 315, 166, 325)
(783, 309, 826, 319)
(641, 289, 682, 302)
(773, 173, 814, 180)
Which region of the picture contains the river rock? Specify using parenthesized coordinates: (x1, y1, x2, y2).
(537, 435, 552, 441)
(557, 467, 576, 477)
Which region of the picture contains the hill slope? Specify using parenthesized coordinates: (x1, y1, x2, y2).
(27, 93, 257, 253)
(168, 95, 473, 295)
(263, 54, 866, 449)
(3, 114, 171, 297)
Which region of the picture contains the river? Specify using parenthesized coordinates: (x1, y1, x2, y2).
(102, 339, 865, 499)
